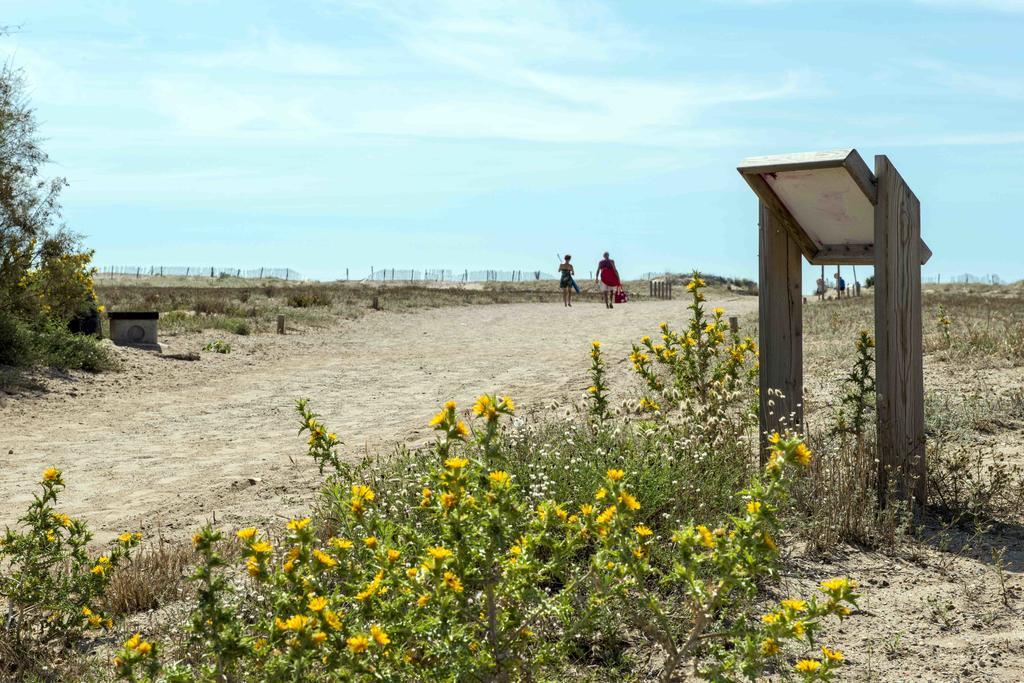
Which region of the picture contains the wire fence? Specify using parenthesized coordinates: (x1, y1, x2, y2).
(98, 265, 301, 280)
(368, 269, 558, 282)
(923, 273, 1003, 285)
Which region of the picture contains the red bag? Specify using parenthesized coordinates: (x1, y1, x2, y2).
(614, 286, 628, 304)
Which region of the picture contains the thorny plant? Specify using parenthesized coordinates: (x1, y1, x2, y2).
(586, 339, 610, 422)
(112, 403, 857, 682)
(0, 468, 140, 648)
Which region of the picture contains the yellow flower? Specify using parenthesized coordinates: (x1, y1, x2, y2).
(387, 549, 401, 562)
(794, 659, 821, 673)
(591, 340, 601, 349)
(287, 517, 311, 531)
(760, 638, 779, 656)
(118, 533, 133, 543)
(489, 470, 511, 487)
(427, 546, 453, 560)
(136, 641, 152, 656)
(795, 443, 812, 466)
(347, 635, 369, 654)
(634, 524, 653, 537)
(282, 614, 309, 630)
(579, 504, 594, 515)
(820, 577, 856, 592)
(370, 625, 390, 646)
(308, 596, 328, 612)
(782, 598, 807, 612)
(351, 484, 375, 502)
(697, 525, 716, 549)
(88, 614, 102, 628)
(440, 492, 456, 509)
(767, 432, 782, 445)
(747, 501, 762, 514)
(236, 527, 257, 542)
(500, 396, 515, 412)
(606, 468, 625, 481)
(792, 620, 806, 637)
(125, 634, 142, 650)
(444, 400, 457, 410)
(313, 549, 337, 567)
(443, 570, 464, 593)
(761, 612, 780, 625)
(821, 646, 844, 662)
(713, 307, 725, 316)
(471, 395, 491, 415)
(444, 457, 469, 470)
(596, 506, 616, 525)
(42, 467, 61, 483)
(324, 609, 342, 630)
(251, 541, 273, 555)
(245, 556, 261, 577)
(356, 571, 384, 601)
(417, 593, 430, 607)
(364, 536, 377, 549)
(406, 567, 419, 578)
(619, 492, 641, 511)
(595, 487, 607, 500)
(455, 421, 470, 437)
(587, 386, 598, 394)
(312, 631, 327, 645)
(52, 512, 72, 528)
(763, 532, 777, 552)
(429, 410, 447, 427)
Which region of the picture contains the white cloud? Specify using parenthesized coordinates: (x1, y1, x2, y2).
(183, 32, 361, 76)
(913, 0, 1024, 11)
(911, 59, 1024, 100)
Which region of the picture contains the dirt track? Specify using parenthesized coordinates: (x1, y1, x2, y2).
(0, 296, 757, 541)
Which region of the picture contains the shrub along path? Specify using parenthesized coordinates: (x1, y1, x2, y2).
(0, 295, 758, 542)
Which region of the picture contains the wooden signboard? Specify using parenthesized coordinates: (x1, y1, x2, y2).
(737, 149, 928, 505)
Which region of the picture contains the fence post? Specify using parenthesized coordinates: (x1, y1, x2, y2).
(372, 296, 380, 311)
(259, 267, 263, 279)
(160, 266, 164, 277)
(136, 267, 141, 279)
(668, 281, 672, 299)
(729, 316, 739, 334)
(346, 268, 349, 281)
(210, 267, 214, 277)
(277, 315, 285, 334)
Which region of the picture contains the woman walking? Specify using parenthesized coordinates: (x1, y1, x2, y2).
(596, 252, 620, 309)
(558, 255, 575, 307)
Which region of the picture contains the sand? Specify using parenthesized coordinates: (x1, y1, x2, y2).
(0, 295, 758, 542)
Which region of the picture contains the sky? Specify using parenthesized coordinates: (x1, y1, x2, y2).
(2, 0, 1023, 284)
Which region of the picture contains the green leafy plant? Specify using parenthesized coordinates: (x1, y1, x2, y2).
(0, 468, 140, 647)
(202, 339, 232, 354)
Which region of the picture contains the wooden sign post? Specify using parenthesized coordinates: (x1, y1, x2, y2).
(737, 149, 929, 506)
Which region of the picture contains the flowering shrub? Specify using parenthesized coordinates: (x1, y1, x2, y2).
(0, 467, 140, 646)
(586, 339, 610, 421)
(631, 272, 758, 425)
(116, 402, 856, 681)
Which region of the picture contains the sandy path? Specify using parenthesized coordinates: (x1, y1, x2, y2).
(0, 296, 757, 541)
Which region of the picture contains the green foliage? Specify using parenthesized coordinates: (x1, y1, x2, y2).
(0, 313, 113, 371)
(202, 339, 232, 354)
(0, 468, 140, 648)
(117, 404, 855, 682)
(585, 340, 610, 421)
(834, 330, 876, 443)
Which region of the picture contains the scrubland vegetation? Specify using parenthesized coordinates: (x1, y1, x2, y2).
(4, 273, 1024, 681)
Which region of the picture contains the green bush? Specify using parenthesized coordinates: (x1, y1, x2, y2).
(0, 314, 113, 371)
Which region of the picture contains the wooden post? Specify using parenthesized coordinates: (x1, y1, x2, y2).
(371, 296, 380, 311)
(758, 200, 803, 461)
(649, 281, 653, 298)
(729, 316, 739, 334)
(874, 155, 925, 506)
(276, 315, 285, 335)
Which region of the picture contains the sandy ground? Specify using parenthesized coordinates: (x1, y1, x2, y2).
(0, 296, 758, 543)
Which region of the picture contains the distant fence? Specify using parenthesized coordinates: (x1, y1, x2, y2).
(923, 273, 1003, 285)
(369, 268, 557, 283)
(98, 265, 302, 280)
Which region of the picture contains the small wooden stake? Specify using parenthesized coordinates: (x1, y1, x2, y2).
(276, 315, 285, 334)
(729, 316, 739, 334)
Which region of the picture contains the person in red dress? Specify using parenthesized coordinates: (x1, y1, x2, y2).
(595, 252, 620, 309)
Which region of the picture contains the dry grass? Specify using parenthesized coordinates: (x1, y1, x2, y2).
(101, 538, 196, 617)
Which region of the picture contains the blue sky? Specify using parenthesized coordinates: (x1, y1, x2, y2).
(3, 0, 1023, 283)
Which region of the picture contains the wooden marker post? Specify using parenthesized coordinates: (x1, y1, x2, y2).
(757, 200, 803, 461)
(874, 155, 925, 506)
(729, 316, 739, 334)
(277, 315, 285, 334)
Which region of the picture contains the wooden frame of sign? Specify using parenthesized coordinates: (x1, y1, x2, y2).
(737, 149, 929, 505)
